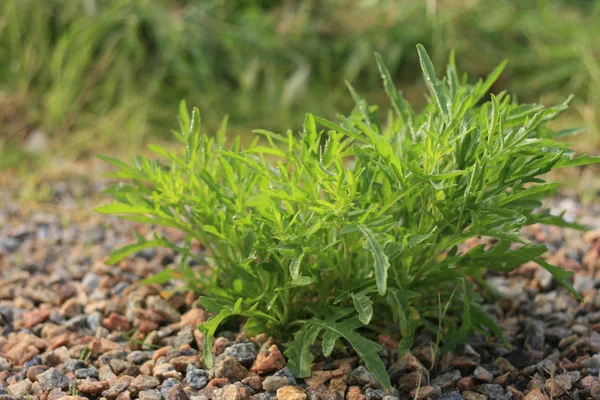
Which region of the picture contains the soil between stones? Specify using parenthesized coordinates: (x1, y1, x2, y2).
(1, 181, 600, 400)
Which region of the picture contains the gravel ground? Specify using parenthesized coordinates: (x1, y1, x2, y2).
(1, 180, 600, 400)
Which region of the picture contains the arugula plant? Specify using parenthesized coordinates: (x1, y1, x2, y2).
(97, 45, 599, 388)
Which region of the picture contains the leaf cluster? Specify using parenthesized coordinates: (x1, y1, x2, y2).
(97, 45, 599, 387)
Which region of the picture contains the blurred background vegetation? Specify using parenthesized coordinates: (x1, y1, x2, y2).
(1, 0, 599, 178)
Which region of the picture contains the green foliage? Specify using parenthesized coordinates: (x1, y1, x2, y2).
(98, 45, 599, 387)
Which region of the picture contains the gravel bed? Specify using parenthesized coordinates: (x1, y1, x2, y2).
(1, 181, 600, 400)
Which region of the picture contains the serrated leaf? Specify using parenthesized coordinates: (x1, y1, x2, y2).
(535, 259, 582, 300)
(351, 292, 374, 325)
(357, 225, 390, 296)
(322, 329, 338, 357)
(312, 318, 391, 389)
(286, 324, 322, 378)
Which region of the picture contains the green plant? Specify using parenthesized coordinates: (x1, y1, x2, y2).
(97, 45, 599, 387)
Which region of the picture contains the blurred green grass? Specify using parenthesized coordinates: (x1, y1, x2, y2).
(1, 0, 599, 174)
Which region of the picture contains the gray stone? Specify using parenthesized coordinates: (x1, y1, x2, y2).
(473, 366, 493, 383)
(102, 381, 130, 399)
(582, 355, 600, 369)
(127, 351, 153, 365)
(250, 394, 272, 400)
(109, 359, 130, 375)
(506, 349, 540, 368)
(214, 356, 247, 381)
(98, 350, 128, 365)
(185, 367, 208, 390)
(23, 355, 41, 368)
(366, 388, 387, 400)
(273, 367, 297, 385)
(567, 370, 581, 383)
(536, 355, 557, 377)
(139, 389, 162, 400)
(87, 312, 103, 331)
(174, 325, 194, 348)
(64, 359, 86, 372)
(37, 368, 70, 391)
(166, 384, 190, 400)
(147, 296, 181, 323)
(64, 315, 89, 331)
(480, 384, 511, 400)
(99, 364, 118, 381)
(135, 248, 156, 261)
(261, 375, 289, 391)
(161, 378, 180, 398)
(223, 342, 257, 366)
(131, 374, 160, 391)
(440, 392, 463, 400)
(350, 365, 376, 386)
(81, 273, 101, 290)
(7, 379, 32, 396)
(431, 370, 461, 389)
(74, 367, 99, 379)
(0, 237, 20, 252)
(525, 319, 545, 351)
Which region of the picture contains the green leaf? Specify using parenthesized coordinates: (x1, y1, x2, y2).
(351, 292, 374, 325)
(95, 202, 151, 215)
(472, 60, 507, 104)
(199, 296, 228, 314)
(556, 154, 600, 168)
(303, 113, 318, 152)
(289, 253, 304, 280)
(408, 233, 433, 248)
(141, 269, 180, 285)
(357, 225, 390, 296)
(535, 259, 582, 300)
(498, 183, 562, 206)
(287, 275, 315, 287)
(243, 230, 256, 258)
(216, 115, 229, 147)
(286, 324, 322, 378)
(202, 225, 226, 240)
(178, 100, 190, 134)
(106, 237, 162, 265)
(312, 318, 391, 389)
(375, 52, 415, 135)
(198, 299, 243, 368)
(417, 43, 450, 121)
(96, 154, 136, 171)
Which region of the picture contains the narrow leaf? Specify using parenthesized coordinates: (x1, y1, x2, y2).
(357, 225, 390, 296)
